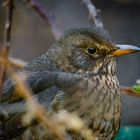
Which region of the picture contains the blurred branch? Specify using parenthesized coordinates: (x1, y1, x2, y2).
(83, 0, 103, 29)
(0, 0, 14, 139)
(1, 57, 95, 140)
(0, 54, 96, 139)
(0, 49, 27, 68)
(0, 0, 14, 94)
(51, 110, 95, 140)
(26, 0, 62, 39)
(0, 1, 65, 136)
(121, 86, 140, 98)
(0, 54, 27, 68)
(3, 61, 67, 140)
(7, 57, 27, 68)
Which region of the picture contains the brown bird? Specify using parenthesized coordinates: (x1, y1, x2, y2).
(0, 26, 140, 140)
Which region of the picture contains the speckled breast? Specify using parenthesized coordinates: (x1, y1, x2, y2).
(65, 73, 121, 140)
(84, 74, 122, 140)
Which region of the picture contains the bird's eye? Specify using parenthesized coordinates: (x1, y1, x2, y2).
(87, 48, 97, 54)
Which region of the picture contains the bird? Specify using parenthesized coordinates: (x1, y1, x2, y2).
(0, 26, 140, 140)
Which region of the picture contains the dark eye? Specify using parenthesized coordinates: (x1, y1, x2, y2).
(87, 48, 96, 54)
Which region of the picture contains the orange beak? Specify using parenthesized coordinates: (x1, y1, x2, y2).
(112, 45, 140, 57)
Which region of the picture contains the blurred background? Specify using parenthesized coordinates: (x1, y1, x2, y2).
(0, 0, 140, 127)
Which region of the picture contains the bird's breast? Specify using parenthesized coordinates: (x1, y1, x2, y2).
(85, 75, 121, 140)
(75, 74, 122, 139)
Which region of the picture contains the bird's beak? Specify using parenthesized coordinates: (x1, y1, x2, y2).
(112, 44, 140, 57)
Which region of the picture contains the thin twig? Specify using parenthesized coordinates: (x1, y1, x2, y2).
(120, 86, 140, 98)
(0, 0, 14, 94)
(0, 57, 95, 140)
(82, 0, 103, 29)
(0, 1, 14, 138)
(7, 57, 27, 68)
(0, 50, 27, 68)
(4, 60, 66, 140)
(26, 0, 62, 39)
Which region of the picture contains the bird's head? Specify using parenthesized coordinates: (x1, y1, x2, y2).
(49, 26, 140, 75)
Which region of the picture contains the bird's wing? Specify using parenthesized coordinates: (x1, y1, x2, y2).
(0, 71, 89, 139)
(1, 71, 85, 103)
(1, 86, 64, 139)
(2, 81, 87, 139)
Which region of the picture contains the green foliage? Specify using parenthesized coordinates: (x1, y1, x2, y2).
(133, 84, 140, 93)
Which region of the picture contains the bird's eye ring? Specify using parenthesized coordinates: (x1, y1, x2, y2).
(87, 47, 97, 54)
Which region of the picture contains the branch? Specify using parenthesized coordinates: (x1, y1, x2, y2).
(3, 61, 66, 140)
(7, 57, 27, 68)
(0, 0, 14, 94)
(82, 0, 103, 29)
(0, 50, 27, 68)
(26, 0, 62, 39)
(0, 55, 96, 139)
(120, 86, 140, 98)
(0, 0, 14, 139)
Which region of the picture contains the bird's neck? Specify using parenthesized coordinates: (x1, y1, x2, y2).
(96, 57, 117, 76)
(77, 57, 117, 78)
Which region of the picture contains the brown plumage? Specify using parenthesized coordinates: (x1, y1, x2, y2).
(0, 26, 140, 140)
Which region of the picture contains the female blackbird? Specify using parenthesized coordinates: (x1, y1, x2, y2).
(1, 26, 140, 140)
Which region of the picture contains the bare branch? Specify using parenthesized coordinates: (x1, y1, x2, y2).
(0, 56, 96, 140)
(0, 0, 14, 94)
(83, 0, 103, 29)
(26, 0, 62, 39)
(120, 86, 140, 98)
(0, 0, 14, 138)
(4, 61, 66, 140)
(7, 57, 27, 68)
